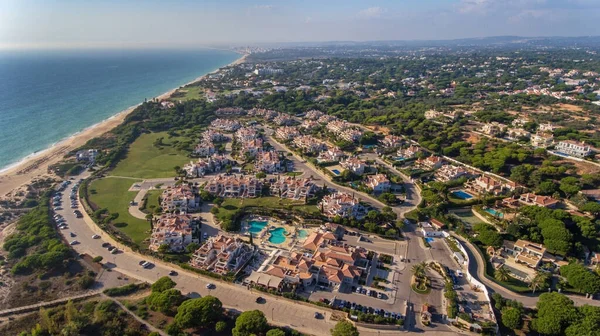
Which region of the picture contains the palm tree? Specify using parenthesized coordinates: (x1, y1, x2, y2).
(411, 261, 428, 279)
(495, 265, 511, 282)
(529, 271, 550, 294)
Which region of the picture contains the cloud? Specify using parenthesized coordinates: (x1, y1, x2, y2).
(457, 0, 548, 15)
(252, 5, 274, 11)
(357, 7, 386, 18)
(305, 16, 312, 24)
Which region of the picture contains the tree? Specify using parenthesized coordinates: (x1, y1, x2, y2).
(532, 292, 578, 336)
(174, 296, 223, 329)
(146, 288, 183, 315)
(560, 263, 600, 295)
(476, 225, 502, 248)
(530, 271, 550, 294)
(536, 181, 558, 195)
(185, 242, 200, 253)
(215, 321, 228, 333)
(565, 305, 600, 336)
(158, 244, 170, 253)
(266, 329, 287, 336)
(495, 265, 511, 282)
(232, 310, 268, 336)
(151, 276, 176, 293)
(256, 172, 267, 179)
(330, 321, 359, 336)
(92, 256, 103, 263)
(559, 176, 581, 198)
(411, 262, 427, 279)
(581, 202, 600, 216)
(501, 307, 522, 330)
(78, 274, 95, 289)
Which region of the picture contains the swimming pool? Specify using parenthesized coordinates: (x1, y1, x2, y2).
(395, 157, 406, 161)
(269, 227, 287, 244)
(485, 208, 504, 218)
(298, 229, 308, 239)
(452, 190, 474, 200)
(248, 221, 268, 236)
(425, 237, 435, 244)
(332, 169, 341, 176)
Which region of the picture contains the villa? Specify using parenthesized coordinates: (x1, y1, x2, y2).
(190, 234, 253, 274)
(275, 126, 300, 141)
(555, 140, 592, 158)
(255, 150, 282, 173)
(397, 145, 422, 159)
(161, 185, 199, 213)
(480, 122, 508, 136)
(215, 107, 245, 116)
(305, 110, 324, 120)
(339, 128, 363, 142)
(241, 138, 264, 157)
(365, 174, 391, 193)
(539, 123, 557, 133)
(465, 175, 516, 196)
(502, 193, 560, 208)
(202, 130, 227, 142)
(210, 118, 241, 132)
(235, 127, 259, 142)
(340, 157, 367, 175)
(269, 176, 317, 202)
(380, 135, 403, 148)
(416, 155, 444, 170)
(273, 114, 295, 126)
(326, 120, 349, 133)
(317, 146, 345, 163)
(501, 239, 546, 269)
(292, 135, 327, 154)
(435, 165, 468, 182)
(248, 108, 278, 120)
(183, 154, 230, 177)
(193, 140, 216, 156)
(75, 149, 98, 163)
(506, 128, 531, 141)
(530, 132, 554, 148)
(300, 120, 320, 131)
(204, 174, 261, 198)
(318, 115, 337, 124)
(149, 213, 198, 252)
(319, 192, 366, 219)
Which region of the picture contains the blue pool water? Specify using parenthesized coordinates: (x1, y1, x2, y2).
(298, 229, 308, 239)
(485, 208, 504, 218)
(248, 221, 268, 236)
(452, 190, 474, 200)
(269, 228, 287, 244)
(363, 145, 376, 149)
(395, 157, 406, 161)
(332, 169, 341, 176)
(425, 238, 434, 244)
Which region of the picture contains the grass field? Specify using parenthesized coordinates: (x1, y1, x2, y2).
(109, 132, 191, 179)
(171, 86, 203, 101)
(89, 177, 150, 245)
(144, 189, 162, 214)
(215, 197, 320, 222)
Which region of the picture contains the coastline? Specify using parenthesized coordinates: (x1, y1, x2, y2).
(0, 52, 248, 197)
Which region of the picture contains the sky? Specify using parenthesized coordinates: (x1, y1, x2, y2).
(1, 0, 599, 49)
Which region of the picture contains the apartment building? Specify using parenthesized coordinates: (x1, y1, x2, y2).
(305, 110, 324, 120)
(318, 115, 337, 124)
(194, 140, 216, 156)
(380, 135, 403, 148)
(317, 146, 345, 163)
(183, 154, 230, 177)
(300, 120, 320, 131)
(161, 185, 199, 213)
(530, 132, 554, 148)
(204, 174, 261, 198)
(538, 123, 557, 133)
(292, 135, 327, 154)
(248, 108, 278, 121)
(340, 157, 366, 175)
(480, 122, 508, 136)
(210, 118, 241, 132)
(190, 235, 253, 274)
(269, 176, 317, 202)
(215, 107, 245, 116)
(326, 120, 349, 133)
(435, 165, 469, 182)
(416, 155, 444, 170)
(255, 150, 281, 173)
(241, 138, 264, 157)
(235, 127, 259, 142)
(273, 114, 294, 126)
(319, 192, 366, 219)
(149, 214, 197, 252)
(555, 140, 592, 158)
(365, 174, 391, 193)
(339, 128, 363, 142)
(397, 145, 422, 159)
(275, 126, 300, 141)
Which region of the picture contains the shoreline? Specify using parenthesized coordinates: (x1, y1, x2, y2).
(0, 52, 248, 197)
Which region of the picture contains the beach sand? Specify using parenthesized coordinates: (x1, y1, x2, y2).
(0, 52, 247, 198)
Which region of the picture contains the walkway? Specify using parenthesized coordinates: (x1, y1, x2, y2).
(102, 294, 167, 336)
(0, 291, 101, 317)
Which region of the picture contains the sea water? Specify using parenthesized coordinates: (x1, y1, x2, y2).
(0, 48, 240, 171)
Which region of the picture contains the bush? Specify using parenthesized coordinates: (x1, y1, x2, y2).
(103, 283, 148, 296)
(92, 256, 103, 263)
(79, 275, 95, 289)
(215, 321, 228, 332)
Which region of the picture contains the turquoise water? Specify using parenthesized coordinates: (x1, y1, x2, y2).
(248, 221, 268, 235)
(485, 208, 504, 218)
(332, 169, 341, 175)
(0, 49, 240, 170)
(395, 156, 406, 161)
(269, 228, 287, 244)
(452, 190, 474, 200)
(298, 229, 308, 239)
(425, 237, 434, 243)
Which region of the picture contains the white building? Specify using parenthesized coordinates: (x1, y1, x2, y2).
(555, 140, 592, 158)
(255, 150, 282, 173)
(149, 214, 198, 252)
(340, 157, 366, 175)
(365, 174, 391, 193)
(161, 185, 199, 213)
(530, 132, 554, 148)
(319, 192, 366, 219)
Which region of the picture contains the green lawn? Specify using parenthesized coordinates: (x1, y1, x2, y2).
(144, 189, 162, 214)
(171, 86, 203, 101)
(216, 197, 319, 222)
(109, 132, 192, 178)
(88, 177, 150, 245)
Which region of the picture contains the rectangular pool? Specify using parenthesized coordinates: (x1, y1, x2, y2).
(485, 208, 504, 218)
(332, 169, 341, 176)
(452, 190, 473, 200)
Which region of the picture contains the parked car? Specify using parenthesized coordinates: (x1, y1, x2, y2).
(314, 312, 321, 319)
(110, 248, 119, 254)
(70, 232, 76, 237)
(69, 240, 79, 245)
(355, 286, 362, 293)
(256, 297, 264, 303)
(138, 260, 147, 266)
(206, 283, 215, 289)
(456, 270, 463, 277)
(92, 234, 100, 239)
(102, 242, 110, 248)
(168, 270, 177, 276)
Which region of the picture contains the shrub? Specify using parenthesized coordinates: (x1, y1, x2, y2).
(92, 256, 103, 263)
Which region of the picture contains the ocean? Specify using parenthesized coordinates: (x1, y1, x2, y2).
(0, 48, 240, 171)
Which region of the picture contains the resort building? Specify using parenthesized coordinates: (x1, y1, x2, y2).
(318, 115, 337, 124)
(305, 110, 324, 120)
(161, 185, 199, 213)
(235, 127, 259, 142)
(555, 140, 592, 158)
(241, 138, 264, 157)
(275, 126, 300, 141)
(501, 240, 546, 269)
(202, 130, 227, 142)
(465, 176, 516, 196)
(204, 174, 261, 198)
(506, 128, 531, 141)
(502, 193, 559, 208)
(397, 145, 422, 159)
(255, 150, 281, 173)
(215, 107, 245, 116)
(149, 214, 197, 252)
(248, 108, 278, 121)
(317, 146, 345, 163)
(319, 192, 366, 219)
(75, 149, 98, 163)
(326, 120, 349, 133)
(435, 165, 468, 182)
(365, 174, 391, 193)
(416, 156, 444, 170)
(380, 135, 403, 148)
(292, 135, 327, 154)
(480, 122, 508, 136)
(254, 68, 283, 76)
(339, 128, 363, 142)
(300, 120, 320, 131)
(210, 118, 241, 132)
(273, 114, 295, 126)
(190, 234, 253, 274)
(183, 155, 230, 177)
(340, 157, 367, 175)
(269, 176, 317, 202)
(194, 140, 216, 156)
(539, 123, 557, 133)
(530, 132, 554, 148)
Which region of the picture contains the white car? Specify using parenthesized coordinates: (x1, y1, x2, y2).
(69, 240, 79, 245)
(92, 234, 100, 239)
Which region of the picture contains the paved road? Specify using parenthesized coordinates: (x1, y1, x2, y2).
(452, 233, 600, 308)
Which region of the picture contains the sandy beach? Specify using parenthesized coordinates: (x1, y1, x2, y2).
(0, 52, 247, 198)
